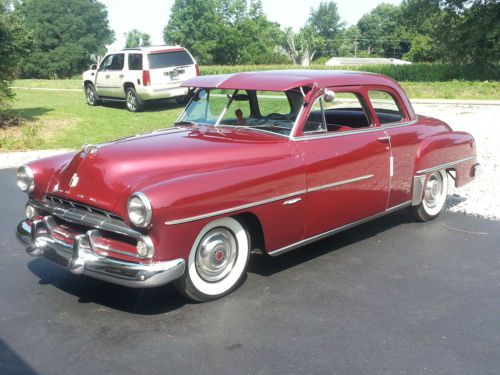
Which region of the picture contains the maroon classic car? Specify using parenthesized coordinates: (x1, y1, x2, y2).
(16, 70, 479, 301)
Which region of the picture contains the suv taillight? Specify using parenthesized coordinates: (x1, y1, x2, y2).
(195, 64, 200, 76)
(142, 70, 151, 86)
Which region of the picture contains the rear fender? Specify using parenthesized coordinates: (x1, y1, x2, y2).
(411, 131, 477, 205)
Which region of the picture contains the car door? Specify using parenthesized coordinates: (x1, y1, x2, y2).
(366, 87, 420, 208)
(95, 54, 125, 98)
(294, 87, 391, 239)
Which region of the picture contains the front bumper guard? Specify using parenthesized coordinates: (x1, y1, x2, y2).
(17, 219, 185, 288)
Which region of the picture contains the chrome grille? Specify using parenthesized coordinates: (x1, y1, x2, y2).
(45, 195, 123, 222)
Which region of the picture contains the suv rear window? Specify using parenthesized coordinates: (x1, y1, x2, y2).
(148, 51, 194, 69)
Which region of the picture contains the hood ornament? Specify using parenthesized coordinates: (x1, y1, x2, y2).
(69, 173, 79, 188)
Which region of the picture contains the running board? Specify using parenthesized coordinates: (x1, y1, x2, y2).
(268, 201, 411, 257)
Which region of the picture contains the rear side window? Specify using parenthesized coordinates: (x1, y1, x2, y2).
(148, 50, 194, 69)
(368, 91, 403, 124)
(128, 54, 143, 70)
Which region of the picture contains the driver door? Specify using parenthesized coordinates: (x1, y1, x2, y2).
(95, 54, 124, 98)
(295, 88, 391, 238)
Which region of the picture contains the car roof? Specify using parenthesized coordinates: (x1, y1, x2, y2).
(120, 45, 185, 53)
(181, 70, 402, 92)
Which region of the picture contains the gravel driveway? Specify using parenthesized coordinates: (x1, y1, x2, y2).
(1, 102, 498, 220)
(412, 103, 500, 220)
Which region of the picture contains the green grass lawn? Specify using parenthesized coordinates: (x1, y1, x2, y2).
(1, 89, 183, 150)
(1, 79, 498, 151)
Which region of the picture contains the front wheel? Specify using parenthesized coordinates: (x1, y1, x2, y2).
(409, 169, 448, 222)
(85, 84, 99, 106)
(175, 217, 250, 302)
(125, 87, 144, 112)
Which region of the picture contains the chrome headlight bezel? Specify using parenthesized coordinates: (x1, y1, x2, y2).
(127, 192, 152, 228)
(16, 165, 34, 193)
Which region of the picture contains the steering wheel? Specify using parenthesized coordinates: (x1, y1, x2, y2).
(264, 113, 288, 120)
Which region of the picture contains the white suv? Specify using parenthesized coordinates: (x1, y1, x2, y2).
(82, 46, 199, 112)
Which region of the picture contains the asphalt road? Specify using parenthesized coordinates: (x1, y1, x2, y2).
(1, 168, 499, 375)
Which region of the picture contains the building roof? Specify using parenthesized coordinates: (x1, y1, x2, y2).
(182, 70, 401, 92)
(325, 57, 412, 66)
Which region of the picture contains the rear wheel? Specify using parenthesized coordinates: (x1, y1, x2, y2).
(175, 217, 250, 302)
(125, 87, 144, 112)
(85, 84, 99, 106)
(409, 169, 448, 222)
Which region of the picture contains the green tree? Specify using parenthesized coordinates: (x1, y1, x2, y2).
(164, 0, 221, 64)
(164, 0, 285, 65)
(357, 3, 408, 58)
(435, 0, 499, 64)
(306, 1, 344, 58)
(399, 0, 441, 62)
(0, 0, 31, 106)
(124, 29, 151, 48)
(16, 0, 114, 78)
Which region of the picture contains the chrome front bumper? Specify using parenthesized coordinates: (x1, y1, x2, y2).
(17, 219, 185, 288)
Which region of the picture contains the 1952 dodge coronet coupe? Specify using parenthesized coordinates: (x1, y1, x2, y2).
(16, 70, 479, 302)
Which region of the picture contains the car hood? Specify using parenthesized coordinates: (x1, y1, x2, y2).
(46, 127, 290, 213)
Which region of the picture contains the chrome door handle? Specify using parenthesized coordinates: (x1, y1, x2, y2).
(105, 75, 110, 79)
(119, 74, 124, 79)
(377, 136, 391, 142)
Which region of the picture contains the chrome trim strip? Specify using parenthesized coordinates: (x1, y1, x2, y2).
(411, 175, 426, 206)
(269, 200, 411, 257)
(416, 156, 477, 174)
(308, 174, 373, 193)
(165, 190, 307, 225)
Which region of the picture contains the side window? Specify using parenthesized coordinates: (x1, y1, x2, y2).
(304, 92, 371, 133)
(368, 90, 403, 124)
(109, 53, 125, 71)
(99, 55, 113, 70)
(128, 54, 143, 70)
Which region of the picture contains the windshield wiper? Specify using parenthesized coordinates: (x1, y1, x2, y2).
(173, 120, 198, 128)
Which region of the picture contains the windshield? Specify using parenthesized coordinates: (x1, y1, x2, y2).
(178, 88, 305, 137)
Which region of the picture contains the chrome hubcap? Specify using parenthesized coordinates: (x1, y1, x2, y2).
(127, 91, 136, 111)
(195, 228, 238, 282)
(86, 87, 95, 104)
(424, 173, 443, 208)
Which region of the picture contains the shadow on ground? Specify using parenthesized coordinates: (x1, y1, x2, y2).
(98, 98, 185, 113)
(0, 108, 53, 129)
(0, 338, 38, 375)
(248, 209, 412, 276)
(26, 210, 412, 316)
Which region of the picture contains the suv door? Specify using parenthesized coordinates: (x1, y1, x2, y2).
(294, 88, 391, 238)
(95, 54, 125, 98)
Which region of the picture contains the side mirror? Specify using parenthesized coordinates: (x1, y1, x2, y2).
(90, 64, 97, 71)
(323, 89, 335, 103)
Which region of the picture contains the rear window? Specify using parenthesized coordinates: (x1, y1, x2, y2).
(148, 50, 194, 69)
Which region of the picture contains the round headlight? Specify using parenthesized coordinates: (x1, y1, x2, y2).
(17, 165, 34, 193)
(127, 192, 152, 228)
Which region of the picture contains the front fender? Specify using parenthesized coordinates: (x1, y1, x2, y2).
(140, 155, 306, 260)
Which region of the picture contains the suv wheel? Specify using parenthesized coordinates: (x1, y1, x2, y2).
(125, 87, 144, 112)
(85, 84, 99, 106)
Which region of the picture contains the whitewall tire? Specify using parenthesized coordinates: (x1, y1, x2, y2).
(409, 169, 448, 222)
(175, 217, 250, 302)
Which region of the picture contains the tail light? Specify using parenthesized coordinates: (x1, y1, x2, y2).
(195, 64, 200, 76)
(142, 70, 151, 86)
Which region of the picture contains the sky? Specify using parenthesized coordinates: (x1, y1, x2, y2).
(100, 0, 402, 52)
